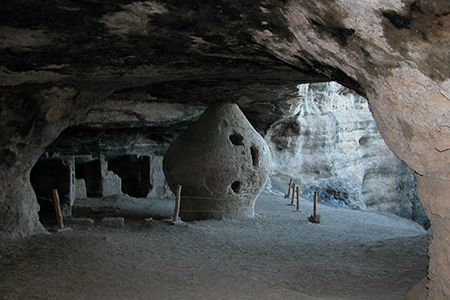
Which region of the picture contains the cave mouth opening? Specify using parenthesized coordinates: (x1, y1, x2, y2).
(21, 78, 430, 300)
(265, 82, 430, 230)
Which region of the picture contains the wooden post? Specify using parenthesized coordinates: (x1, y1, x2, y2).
(308, 191, 321, 223)
(296, 186, 300, 211)
(286, 178, 293, 198)
(313, 191, 318, 217)
(173, 185, 182, 221)
(290, 183, 296, 205)
(52, 189, 64, 229)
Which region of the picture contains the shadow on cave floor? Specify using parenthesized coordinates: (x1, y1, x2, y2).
(0, 190, 429, 300)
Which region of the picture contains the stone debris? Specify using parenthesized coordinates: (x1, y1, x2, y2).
(67, 217, 95, 227)
(141, 217, 153, 226)
(101, 217, 124, 228)
(162, 219, 187, 226)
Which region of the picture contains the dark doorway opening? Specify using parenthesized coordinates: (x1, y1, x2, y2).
(108, 155, 152, 198)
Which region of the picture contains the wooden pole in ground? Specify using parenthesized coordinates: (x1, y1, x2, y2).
(290, 183, 296, 205)
(286, 178, 293, 198)
(52, 189, 64, 229)
(308, 191, 321, 223)
(173, 185, 182, 221)
(296, 186, 300, 211)
(313, 191, 318, 217)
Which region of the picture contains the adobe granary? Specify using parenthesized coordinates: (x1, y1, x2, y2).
(163, 103, 271, 221)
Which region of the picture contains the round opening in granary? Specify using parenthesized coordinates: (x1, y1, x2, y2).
(229, 133, 244, 146)
(231, 181, 242, 193)
(250, 145, 259, 167)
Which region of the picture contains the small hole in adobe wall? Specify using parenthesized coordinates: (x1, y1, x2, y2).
(229, 133, 244, 146)
(231, 181, 241, 193)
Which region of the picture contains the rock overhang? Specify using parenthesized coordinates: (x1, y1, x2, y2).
(0, 0, 329, 84)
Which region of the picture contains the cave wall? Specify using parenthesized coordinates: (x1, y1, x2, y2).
(250, 1, 450, 298)
(266, 82, 415, 215)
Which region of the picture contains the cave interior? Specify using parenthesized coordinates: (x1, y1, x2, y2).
(3, 0, 450, 299)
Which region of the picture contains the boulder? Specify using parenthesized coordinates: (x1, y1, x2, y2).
(163, 103, 271, 221)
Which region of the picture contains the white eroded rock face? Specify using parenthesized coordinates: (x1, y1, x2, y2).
(163, 103, 271, 221)
(266, 82, 413, 213)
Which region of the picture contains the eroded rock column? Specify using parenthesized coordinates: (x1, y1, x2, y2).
(417, 174, 450, 299)
(0, 169, 46, 238)
(0, 84, 114, 238)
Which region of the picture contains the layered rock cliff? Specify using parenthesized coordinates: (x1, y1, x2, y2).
(266, 82, 418, 217)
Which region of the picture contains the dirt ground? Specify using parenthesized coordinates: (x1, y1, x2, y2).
(0, 188, 429, 300)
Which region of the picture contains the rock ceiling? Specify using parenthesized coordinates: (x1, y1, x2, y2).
(0, 0, 334, 157)
(0, 0, 331, 85)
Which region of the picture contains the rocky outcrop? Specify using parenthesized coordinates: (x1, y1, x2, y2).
(163, 103, 271, 221)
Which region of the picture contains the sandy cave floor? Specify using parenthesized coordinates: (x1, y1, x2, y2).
(0, 191, 429, 300)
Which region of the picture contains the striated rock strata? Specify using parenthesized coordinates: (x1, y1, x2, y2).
(266, 82, 416, 216)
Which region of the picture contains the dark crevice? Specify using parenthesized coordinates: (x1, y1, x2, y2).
(250, 145, 259, 167)
(382, 10, 412, 29)
(308, 18, 356, 46)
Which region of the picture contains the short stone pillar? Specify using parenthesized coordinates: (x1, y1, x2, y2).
(163, 103, 271, 221)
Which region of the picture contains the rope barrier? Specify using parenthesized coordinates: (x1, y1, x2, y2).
(37, 196, 54, 203)
(180, 196, 291, 201)
(56, 178, 308, 218)
(180, 196, 304, 202)
(63, 208, 287, 217)
(180, 195, 244, 201)
(178, 209, 251, 213)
